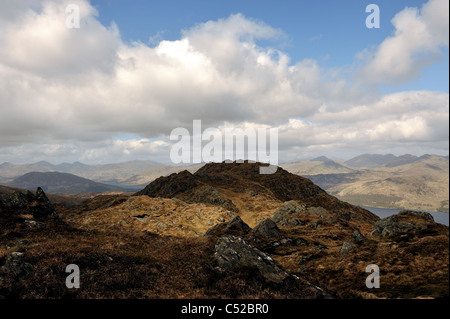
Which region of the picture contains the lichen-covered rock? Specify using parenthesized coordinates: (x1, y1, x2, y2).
(0, 187, 61, 221)
(370, 211, 430, 238)
(214, 235, 291, 284)
(352, 229, 364, 241)
(398, 210, 434, 221)
(272, 200, 306, 224)
(0, 252, 33, 278)
(250, 219, 282, 239)
(370, 216, 401, 237)
(340, 241, 358, 255)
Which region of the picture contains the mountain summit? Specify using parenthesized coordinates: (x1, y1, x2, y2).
(135, 161, 378, 225)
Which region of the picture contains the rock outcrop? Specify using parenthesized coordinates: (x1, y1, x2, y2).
(352, 229, 364, 241)
(250, 218, 282, 239)
(214, 235, 292, 284)
(205, 216, 250, 237)
(370, 210, 434, 237)
(0, 252, 33, 278)
(0, 187, 61, 221)
(272, 200, 306, 226)
(340, 241, 358, 255)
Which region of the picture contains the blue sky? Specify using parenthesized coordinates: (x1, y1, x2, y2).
(91, 0, 449, 92)
(0, 0, 448, 164)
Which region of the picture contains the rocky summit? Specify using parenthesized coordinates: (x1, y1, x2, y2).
(135, 161, 379, 226)
(0, 162, 448, 299)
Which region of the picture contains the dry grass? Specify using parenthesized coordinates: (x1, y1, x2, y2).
(0, 219, 318, 299)
(64, 196, 236, 237)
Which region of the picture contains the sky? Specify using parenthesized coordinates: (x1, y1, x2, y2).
(0, 0, 448, 165)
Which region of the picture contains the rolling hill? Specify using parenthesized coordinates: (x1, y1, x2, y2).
(302, 155, 449, 212)
(4, 171, 133, 194)
(0, 160, 161, 183)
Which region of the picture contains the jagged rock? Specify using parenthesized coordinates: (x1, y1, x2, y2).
(35, 187, 59, 220)
(214, 236, 291, 284)
(0, 252, 33, 278)
(340, 241, 358, 255)
(0, 187, 61, 221)
(205, 216, 250, 237)
(352, 229, 364, 241)
(0, 191, 28, 208)
(272, 200, 306, 224)
(250, 219, 282, 239)
(370, 216, 401, 237)
(370, 211, 431, 238)
(226, 216, 251, 233)
(399, 210, 434, 221)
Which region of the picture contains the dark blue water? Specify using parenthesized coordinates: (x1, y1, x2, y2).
(363, 206, 449, 226)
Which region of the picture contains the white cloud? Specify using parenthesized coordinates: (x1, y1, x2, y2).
(359, 0, 449, 85)
(0, 0, 448, 165)
(0, 0, 120, 77)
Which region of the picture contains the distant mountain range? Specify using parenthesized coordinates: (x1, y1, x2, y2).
(295, 154, 449, 212)
(0, 154, 448, 211)
(4, 171, 134, 194)
(344, 154, 398, 169)
(281, 157, 354, 176)
(343, 153, 437, 169)
(0, 160, 161, 184)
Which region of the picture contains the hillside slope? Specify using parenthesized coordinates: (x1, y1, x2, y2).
(306, 155, 449, 212)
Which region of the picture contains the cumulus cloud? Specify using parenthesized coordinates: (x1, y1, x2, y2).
(0, 0, 448, 165)
(0, 0, 120, 77)
(359, 0, 449, 85)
